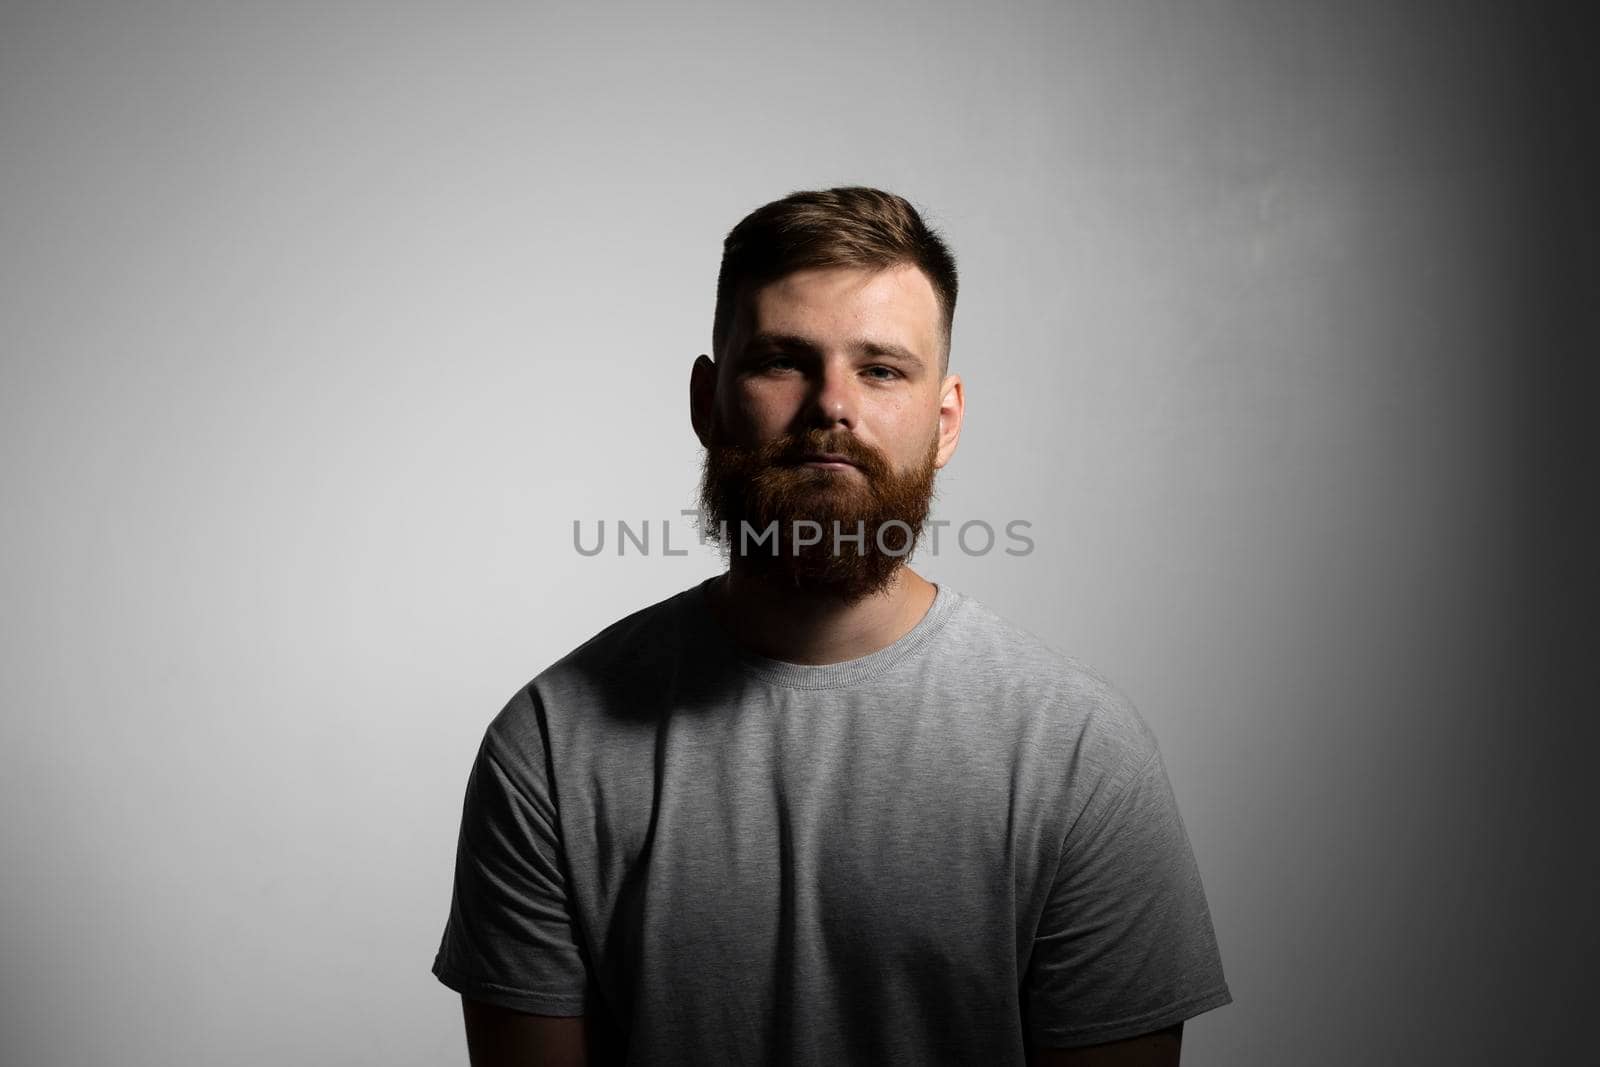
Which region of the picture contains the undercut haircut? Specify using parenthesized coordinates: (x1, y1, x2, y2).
(712, 186, 959, 370)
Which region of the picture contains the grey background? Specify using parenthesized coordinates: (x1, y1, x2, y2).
(2, 2, 1592, 1064)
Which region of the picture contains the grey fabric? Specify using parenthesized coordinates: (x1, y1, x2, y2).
(433, 579, 1231, 1063)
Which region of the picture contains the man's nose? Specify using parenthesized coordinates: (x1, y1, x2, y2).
(804, 362, 856, 431)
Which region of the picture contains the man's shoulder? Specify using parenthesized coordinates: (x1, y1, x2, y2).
(481, 582, 701, 747)
(940, 589, 1160, 768)
(553, 583, 695, 673)
(535, 581, 700, 696)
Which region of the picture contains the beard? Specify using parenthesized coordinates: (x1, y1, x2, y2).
(697, 421, 940, 602)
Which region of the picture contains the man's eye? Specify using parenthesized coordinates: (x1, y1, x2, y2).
(761, 356, 796, 372)
(863, 365, 899, 380)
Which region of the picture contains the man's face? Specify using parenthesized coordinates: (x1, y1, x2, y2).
(691, 263, 964, 597)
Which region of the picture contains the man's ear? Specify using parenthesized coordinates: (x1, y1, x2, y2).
(935, 373, 964, 469)
(690, 355, 717, 447)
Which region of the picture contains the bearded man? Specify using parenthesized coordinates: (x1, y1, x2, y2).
(432, 187, 1232, 1066)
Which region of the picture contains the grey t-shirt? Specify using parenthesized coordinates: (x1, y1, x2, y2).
(433, 579, 1230, 1063)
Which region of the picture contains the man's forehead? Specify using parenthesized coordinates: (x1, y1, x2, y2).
(732, 264, 942, 360)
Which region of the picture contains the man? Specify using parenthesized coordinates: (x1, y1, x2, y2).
(432, 187, 1231, 1065)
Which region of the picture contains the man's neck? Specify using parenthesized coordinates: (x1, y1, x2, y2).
(705, 565, 938, 666)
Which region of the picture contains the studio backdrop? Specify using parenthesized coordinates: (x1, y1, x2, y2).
(2, 2, 1589, 1065)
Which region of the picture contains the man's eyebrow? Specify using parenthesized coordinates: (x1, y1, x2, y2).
(744, 332, 926, 364)
(858, 340, 922, 364)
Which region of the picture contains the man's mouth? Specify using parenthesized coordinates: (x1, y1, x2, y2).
(792, 453, 857, 469)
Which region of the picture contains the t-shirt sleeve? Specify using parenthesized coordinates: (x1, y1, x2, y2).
(431, 688, 591, 1016)
(1024, 746, 1232, 1048)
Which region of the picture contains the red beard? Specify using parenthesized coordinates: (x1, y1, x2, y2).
(697, 423, 940, 601)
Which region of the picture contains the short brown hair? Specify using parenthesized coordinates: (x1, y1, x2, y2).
(712, 186, 959, 368)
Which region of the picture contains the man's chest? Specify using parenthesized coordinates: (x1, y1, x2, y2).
(555, 703, 1052, 990)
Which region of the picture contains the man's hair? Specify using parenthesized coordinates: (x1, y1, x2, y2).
(712, 186, 959, 368)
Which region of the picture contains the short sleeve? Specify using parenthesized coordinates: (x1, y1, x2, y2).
(431, 688, 591, 1015)
(1025, 748, 1232, 1048)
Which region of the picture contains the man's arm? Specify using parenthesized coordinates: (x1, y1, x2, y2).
(1029, 1022, 1183, 1066)
(461, 997, 588, 1067)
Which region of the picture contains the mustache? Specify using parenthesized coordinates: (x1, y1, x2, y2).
(759, 431, 890, 477)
